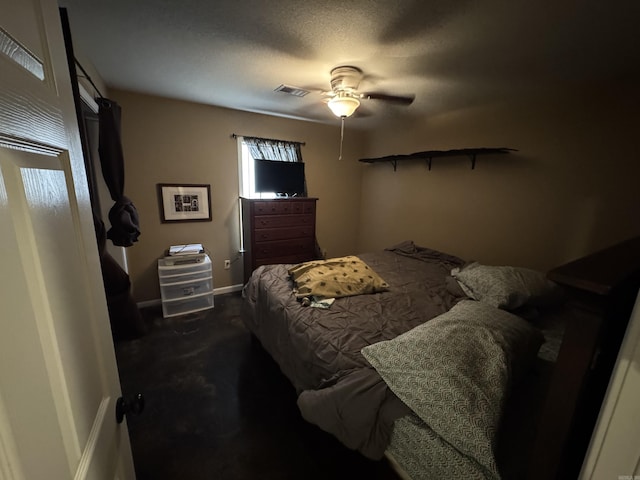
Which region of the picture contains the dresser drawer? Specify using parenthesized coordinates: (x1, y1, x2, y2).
(254, 214, 314, 229)
(255, 253, 312, 269)
(254, 200, 315, 216)
(254, 225, 314, 242)
(254, 238, 314, 260)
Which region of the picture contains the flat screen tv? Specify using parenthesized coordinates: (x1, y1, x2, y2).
(254, 159, 306, 196)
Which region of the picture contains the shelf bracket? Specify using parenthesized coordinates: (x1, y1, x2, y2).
(426, 157, 433, 170)
(468, 153, 477, 169)
(391, 159, 397, 172)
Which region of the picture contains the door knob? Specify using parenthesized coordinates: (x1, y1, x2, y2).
(116, 393, 145, 424)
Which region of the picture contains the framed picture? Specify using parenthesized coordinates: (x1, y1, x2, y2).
(158, 183, 212, 222)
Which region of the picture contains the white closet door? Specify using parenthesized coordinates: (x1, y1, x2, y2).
(0, 0, 136, 478)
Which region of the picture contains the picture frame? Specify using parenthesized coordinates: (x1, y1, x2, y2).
(158, 183, 212, 223)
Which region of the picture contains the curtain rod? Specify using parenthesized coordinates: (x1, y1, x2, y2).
(74, 58, 105, 99)
(231, 133, 305, 146)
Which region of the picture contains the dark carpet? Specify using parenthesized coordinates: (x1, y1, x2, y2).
(114, 292, 400, 480)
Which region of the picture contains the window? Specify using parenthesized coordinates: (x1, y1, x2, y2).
(236, 135, 306, 252)
(237, 136, 305, 199)
(238, 140, 276, 199)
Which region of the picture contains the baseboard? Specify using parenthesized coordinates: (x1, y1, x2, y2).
(214, 283, 244, 295)
(137, 298, 162, 309)
(136, 283, 244, 309)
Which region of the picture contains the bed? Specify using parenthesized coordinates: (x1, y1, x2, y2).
(242, 240, 566, 479)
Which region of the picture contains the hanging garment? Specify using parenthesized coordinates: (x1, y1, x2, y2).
(97, 98, 141, 246)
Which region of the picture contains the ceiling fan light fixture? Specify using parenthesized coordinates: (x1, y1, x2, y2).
(328, 94, 360, 118)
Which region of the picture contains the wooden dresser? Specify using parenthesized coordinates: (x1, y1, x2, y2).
(527, 236, 640, 480)
(241, 197, 318, 283)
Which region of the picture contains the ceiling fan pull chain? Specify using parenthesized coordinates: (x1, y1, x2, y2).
(339, 116, 345, 160)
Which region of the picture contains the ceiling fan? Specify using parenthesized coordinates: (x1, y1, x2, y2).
(317, 66, 415, 160)
(324, 65, 415, 118)
(275, 66, 414, 159)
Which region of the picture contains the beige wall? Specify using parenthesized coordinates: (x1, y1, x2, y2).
(357, 86, 640, 271)
(114, 83, 639, 301)
(112, 89, 366, 302)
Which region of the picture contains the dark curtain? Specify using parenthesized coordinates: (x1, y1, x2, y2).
(97, 98, 141, 247)
(94, 98, 145, 339)
(243, 136, 302, 163)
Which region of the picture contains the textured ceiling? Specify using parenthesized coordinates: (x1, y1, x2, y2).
(59, 0, 639, 130)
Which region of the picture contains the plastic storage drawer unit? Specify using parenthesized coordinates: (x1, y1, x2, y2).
(158, 254, 214, 318)
(160, 275, 213, 300)
(161, 293, 214, 318)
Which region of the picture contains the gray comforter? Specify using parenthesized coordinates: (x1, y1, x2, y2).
(242, 241, 466, 458)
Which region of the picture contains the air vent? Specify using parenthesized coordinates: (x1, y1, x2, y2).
(274, 84, 309, 97)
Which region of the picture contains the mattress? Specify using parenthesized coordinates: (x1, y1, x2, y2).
(242, 241, 565, 478)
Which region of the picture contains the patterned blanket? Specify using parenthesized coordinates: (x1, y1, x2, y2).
(363, 300, 544, 478)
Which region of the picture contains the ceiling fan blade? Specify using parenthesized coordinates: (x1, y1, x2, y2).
(353, 105, 373, 118)
(360, 92, 415, 105)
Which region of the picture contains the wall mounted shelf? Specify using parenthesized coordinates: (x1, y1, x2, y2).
(359, 147, 517, 171)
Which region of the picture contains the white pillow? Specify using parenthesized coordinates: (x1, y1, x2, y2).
(451, 262, 561, 310)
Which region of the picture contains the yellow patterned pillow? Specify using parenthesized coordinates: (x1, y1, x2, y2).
(288, 255, 388, 299)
